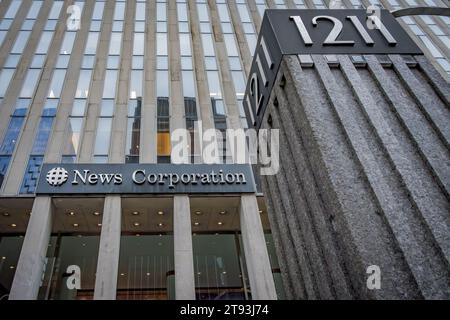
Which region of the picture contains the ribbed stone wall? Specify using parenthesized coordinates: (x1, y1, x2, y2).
(259, 54, 450, 299)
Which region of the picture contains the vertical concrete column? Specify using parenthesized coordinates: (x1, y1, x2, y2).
(94, 195, 121, 300)
(2, 1, 69, 195)
(9, 196, 53, 300)
(188, 0, 216, 133)
(240, 194, 277, 300)
(173, 195, 196, 300)
(141, 1, 157, 163)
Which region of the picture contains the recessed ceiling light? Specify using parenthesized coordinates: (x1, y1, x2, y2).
(73, 223, 79, 227)
(195, 211, 202, 215)
(132, 211, 139, 215)
(10, 223, 17, 227)
(1, 256, 6, 260)
(219, 211, 227, 215)
(69, 211, 75, 216)
(93, 212, 101, 216)
(157, 211, 164, 215)
(222, 271, 227, 274)
(97, 223, 102, 227)
(2, 212, 10, 217)
(217, 221, 223, 226)
(9, 265, 14, 269)
(120, 273, 125, 276)
(158, 222, 164, 227)
(133, 222, 140, 226)
(194, 222, 200, 226)
(146, 273, 150, 276)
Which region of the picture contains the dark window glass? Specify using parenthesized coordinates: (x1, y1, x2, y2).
(0, 156, 11, 187)
(117, 234, 174, 300)
(157, 156, 171, 163)
(38, 235, 100, 300)
(128, 99, 142, 118)
(31, 117, 54, 154)
(212, 99, 226, 116)
(20, 156, 44, 194)
(193, 234, 247, 300)
(126, 117, 140, 157)
(184, 98, 197, 118)
(157, 98, 169, 117)
(0, 236, 25, 295)
(0, 117, 25, 154)
(125, 155, 139, 164)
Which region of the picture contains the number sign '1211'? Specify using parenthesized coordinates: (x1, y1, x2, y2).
(243, 9, 422, 130)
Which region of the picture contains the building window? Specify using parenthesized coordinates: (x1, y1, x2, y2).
(0, 235, 26, 298)
(94, 117, 113, 156)
(0, 156, 12, 187)
(193, 233, 248, 300)
(125, 99, 141, 164)
(20, 156, 44, 194)
(37, 198, 103, 300)
(156, 1, 170, 163)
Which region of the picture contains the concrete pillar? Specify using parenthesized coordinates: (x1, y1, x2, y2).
(240, 194, 277, 300)
(9, 196, 53, 300)
(94, 196, 121, 300)
(173, 195, 196, 300)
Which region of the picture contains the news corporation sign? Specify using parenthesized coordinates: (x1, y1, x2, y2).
(36, 164, 255, 195)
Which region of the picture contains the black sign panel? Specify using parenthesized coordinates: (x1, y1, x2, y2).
(243, 9, 423, 130)
(36, 164, 256, 195)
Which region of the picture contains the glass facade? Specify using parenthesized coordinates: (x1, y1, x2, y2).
(0, 0, 446, 190)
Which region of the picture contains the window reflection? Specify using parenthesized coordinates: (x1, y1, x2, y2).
(0, 236, 25, 299)
(117, 235, 174, 300)
(19, 69, 40, 98)
(94, 118, 112, 155)
(0, 117, 24, 154)
(48, 70, 66, 98)
(39, 235, 100, 300)
(193, 234, 247, 300)
(0, 70, 15, 97)
(65, 118, 83, 155)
